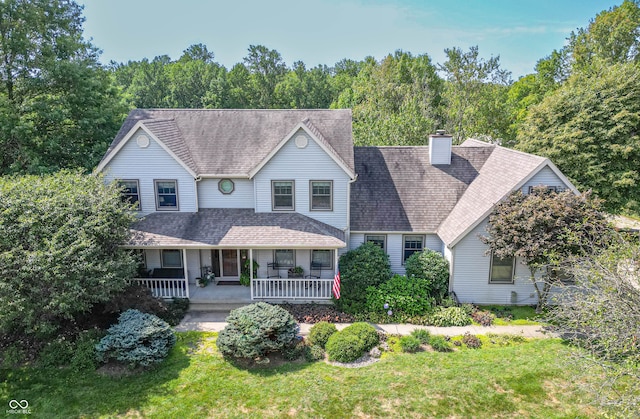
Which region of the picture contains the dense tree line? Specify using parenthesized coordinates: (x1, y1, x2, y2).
(0, 0, 639, 214)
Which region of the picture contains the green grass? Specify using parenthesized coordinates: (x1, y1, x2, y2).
(0, 332, 604, 418)
(478, 305, 543, 325)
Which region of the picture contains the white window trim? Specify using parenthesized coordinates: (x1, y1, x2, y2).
(154, 179, 179, 211)
(309, 180, 333, 211)
(489, 252, 516, 284)
(118, 179, 141, 211)
(402, 234, 425, 264)
(272, 180, 295, 211)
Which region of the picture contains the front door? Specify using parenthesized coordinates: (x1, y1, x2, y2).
(221, 249, 239, 277)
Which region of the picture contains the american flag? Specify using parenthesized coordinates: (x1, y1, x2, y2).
(332, 271, 341, 299)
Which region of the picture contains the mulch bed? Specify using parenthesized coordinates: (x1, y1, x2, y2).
(278, 303, 356, 323)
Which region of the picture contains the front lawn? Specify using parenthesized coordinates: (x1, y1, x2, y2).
(0, 332, 604, 418)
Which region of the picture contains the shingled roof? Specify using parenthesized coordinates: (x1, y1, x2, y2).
(128, 208, 346, 248)
(351, 140, 556, 247)
(101, 109, 354, 176)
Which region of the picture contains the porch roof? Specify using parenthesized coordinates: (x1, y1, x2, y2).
(128, 208, 346, 249)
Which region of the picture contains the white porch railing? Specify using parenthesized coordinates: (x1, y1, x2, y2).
(131, 278, 189, 299)
(251, 278, 334, 300)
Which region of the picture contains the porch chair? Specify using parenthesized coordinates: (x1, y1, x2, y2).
(306, 261, 322, 279)
(267, 262, 281, 278)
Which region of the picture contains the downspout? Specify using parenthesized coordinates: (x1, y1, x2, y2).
(194, 176, 202, 212)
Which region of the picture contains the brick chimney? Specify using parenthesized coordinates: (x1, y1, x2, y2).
(429, 130, 452, 165)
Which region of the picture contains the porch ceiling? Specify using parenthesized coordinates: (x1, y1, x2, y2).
(129, 208, 346, 249)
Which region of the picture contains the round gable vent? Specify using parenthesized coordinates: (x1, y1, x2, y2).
(294, 134, 308, 149)
(136, 134, 150, 148)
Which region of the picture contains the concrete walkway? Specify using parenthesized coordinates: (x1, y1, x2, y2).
(176, 311, 557, 339)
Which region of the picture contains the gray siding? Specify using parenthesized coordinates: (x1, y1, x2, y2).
(521, 165, 567, 193)
(102, 128, 197, 215)
(253, 129, 350, 230)
(349, 232, 443, 276)
(197, 178, 254, 209)
(450, 220, 539, 305)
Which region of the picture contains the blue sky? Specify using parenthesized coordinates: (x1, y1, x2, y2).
(81, 0, 620, 79)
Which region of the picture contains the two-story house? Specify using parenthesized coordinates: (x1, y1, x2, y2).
(97, 108, 576, 306)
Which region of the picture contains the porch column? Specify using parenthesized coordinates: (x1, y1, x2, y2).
(249, 248, 254, 300)
(182, 249, 189, 299)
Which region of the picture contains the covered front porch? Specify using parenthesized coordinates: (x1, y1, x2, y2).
(132, 247, 338, 302)
(127, 208, 344, 303)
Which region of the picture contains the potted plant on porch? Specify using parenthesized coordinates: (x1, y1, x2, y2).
(288, 266, 304, 279)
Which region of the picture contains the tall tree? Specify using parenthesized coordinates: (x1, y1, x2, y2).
(0, 0, 126, 173)
(517, 62, 640, 213)
(439, 46, 511, 143)
(243, 44, 287, 108)
(334, 51, 443, 146)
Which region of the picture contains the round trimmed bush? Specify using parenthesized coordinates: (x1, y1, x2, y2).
(341, 322, 379, 351)
(308, 321, 338, 349)
(304, 345, 325, 362)
(95, 309, 176, 368)
(216, 302, 299, 360)
(399, 335, 421, 353)
(325, 332, 365, 363)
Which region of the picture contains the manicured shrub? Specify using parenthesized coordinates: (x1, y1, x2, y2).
(38, 329, 102, 371)
(399, 335, 421, 353)
(410, 328, 431, 344)
(216, 303, 299, 360)
(304, 345, 325, 362)
(341, 322, 379, 351)
(336, 242, 392, 313)
(429, 307, 472, 327)
(308, 321, 338, 349)
(325, 332, 366, 363)
(95, 309, 176, 368)
(428, 335, 452, 352)
(404, 250, 450, 302)
(462, 332, 483, 349)
(365, 274, 435, 318)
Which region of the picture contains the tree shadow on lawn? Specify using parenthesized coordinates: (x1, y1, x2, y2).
(0, 332, 203, 418)
(225, 352, 317, 378)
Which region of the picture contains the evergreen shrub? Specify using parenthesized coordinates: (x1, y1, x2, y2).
(216, 303, 299, 360)
(95, 309, 175, 368)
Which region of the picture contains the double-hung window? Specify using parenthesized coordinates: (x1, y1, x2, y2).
(272, 180, 294, 210)
(155, 180, 178, 210)
(310, 180, 332, 211)
(489, 253, 515, 284)
(118, 180, 140, 210)
(403, 235, 424, 262)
